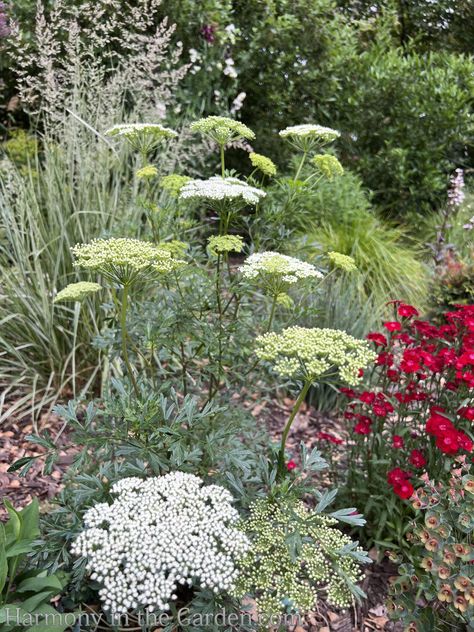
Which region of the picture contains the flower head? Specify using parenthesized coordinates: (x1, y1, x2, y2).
(240, 251, 322, 295)
(160, 174, 191, 197)
(136, 165, 158, 179)
(249, 152, 277, 177)
(54, 281, 102, 304)
(312, 154, 344, 180)
(71, 473, 250, 615)
(179, 176, 265, 207)
(190, 116, 255, 146)
(328, 251, 357, 273)
(279, 124, 340, 151)
(105, 123, 177, 155)
(208, 235, 244, 256)
(255, 326, 377, 385)
(72, 238, 186, 286)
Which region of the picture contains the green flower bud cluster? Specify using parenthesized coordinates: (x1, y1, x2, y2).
(72, 238, 186, 286)
(190, 116, 255, 146)
(312, 155, 344, 180)
(54, 281, 102, 304)
(255, 326, 377, 385)
(160, 174, 192, 197)
(158, 240, 188, 258)
(328, 251, 358, 273)
(208, 235, 244, 256)
(136, 165, 158, 179)
(249, 152, 277, 177)
(235, 497, 365, 615)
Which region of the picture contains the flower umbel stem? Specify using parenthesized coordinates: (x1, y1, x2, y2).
(277, 379, 312, 478)
(120, 284, 139, 397)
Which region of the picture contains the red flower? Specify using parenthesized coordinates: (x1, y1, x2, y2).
(377, 352, 394, 366)
(398, 303, 419, 318)
(359, 391, 375, 404)
(386, 369, 400, 382)
(436, 431, 460, 455)
(393, 481, 414, 500)
(384, 321, 402, 332)
(458, 406, 474, 422)
(367, 332, 388, 346)
(457, 432, 473, 452)
(317, 432, 343, 445)
(426, 414, 455, 437)
(340, 387, 356, 398)
(409, 449, 426, 468)
(400, 349, 422, 374)
(387, 467, 409, 485)
(392, 435, 404, 449)
(354, 418, 372, 435)
(286, 460, 297, 471)
(372, 395, 394, 417)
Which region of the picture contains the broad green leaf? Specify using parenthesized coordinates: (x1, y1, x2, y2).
(15, 575, 63, 595)
(0, 524, 8, 594)
(19, 500, 39, 541)
(4, 502, 21, 543)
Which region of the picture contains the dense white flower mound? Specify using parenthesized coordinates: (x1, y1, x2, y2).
(279, 124, 340, 142)
(179, 176, 266, 205)
(240, 251, 323, 285)
(71, 473, 250, 614)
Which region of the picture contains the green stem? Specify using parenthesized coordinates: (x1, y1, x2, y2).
(120, 284, 139, 397)
(293, 151, 308, 184)
(220, 144, 225, 178)
(277, 380, 312, 478)
(266, 294, 278, 332)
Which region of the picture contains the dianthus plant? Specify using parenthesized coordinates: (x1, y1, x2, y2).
(236, 494, 369, 616)
(388, 461, 474, 632)
(321, 302, 474, 546)
(255, 326, 376, 477)
(71, 472, 250, 615)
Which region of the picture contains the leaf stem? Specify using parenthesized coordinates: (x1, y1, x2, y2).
(120, 284, 139, 397)
(277, 379, 312, 478)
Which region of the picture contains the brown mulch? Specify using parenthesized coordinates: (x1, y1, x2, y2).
(0, 409, 76, 520)
(0, 395, 402, 631)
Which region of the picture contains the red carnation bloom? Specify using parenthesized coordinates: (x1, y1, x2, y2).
(409, 449, 426, 468)
(458, 406, 474, 422)
(436, 431, 460, 455)
(340, 387, 356, 398)
(384, 321, 402, 332)
(367, 332, 388, 346)
(387, 467, 409, 485)
(286, 460, 297, 471)
(317, 432, 343, 445)
(392, 435, 404, 449)
(377, 352, 394, 366)
(457, 432, 473, 452)
(426, 414, 455, 437)
(386, 369, 400, 382)
(354, 418, 372, 435)
(398, 303, 419, 318)
(359, 391, 375, 404)
(393, 481, 414, 500)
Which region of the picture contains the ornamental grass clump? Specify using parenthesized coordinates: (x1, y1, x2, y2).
(256, 327, 376, 476)
(236, 497, 369, 615)
(71, 472, 250, 615)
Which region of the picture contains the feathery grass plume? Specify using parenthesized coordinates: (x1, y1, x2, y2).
(208, 235, 244, 256)
(240, 251, 322, 296)
(280, 124, 340, 152)
(160, 174, 192, 197)
(328, 251, 357, 273)
(236, 497, 368, 613)
(54, 282, 102, 304)
(190, 116, 255, 146)
(72, 238, 186, 286)
(255, 326, 376, 385)
(249, 152, 277, 177)
(312, 154, 344, 180)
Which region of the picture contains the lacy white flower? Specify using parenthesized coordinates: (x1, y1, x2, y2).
(104, 123, 177, 155)
(255, 326, 377, 385)
(328, 251, 357, 273)
(279, 124, 340, 151)
(208, 235, 244, 256)
(312, 154, 344, 180)
(179, 177, 265, 206)
(240, 252, 322, 295)
(72, 238, 186, 286)
(71, 473, 250, 615)
(53, 281, 101, 303)
(190, 116, 255, 146)
(249, 152, 277, 177)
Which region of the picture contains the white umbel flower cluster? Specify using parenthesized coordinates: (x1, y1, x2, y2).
(279, 124, 340, 143)
(240, 252, 322, 294)
(179, 176, 265, 206)
(104, 123, 177, 140)
(71, 473, 250, 615)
